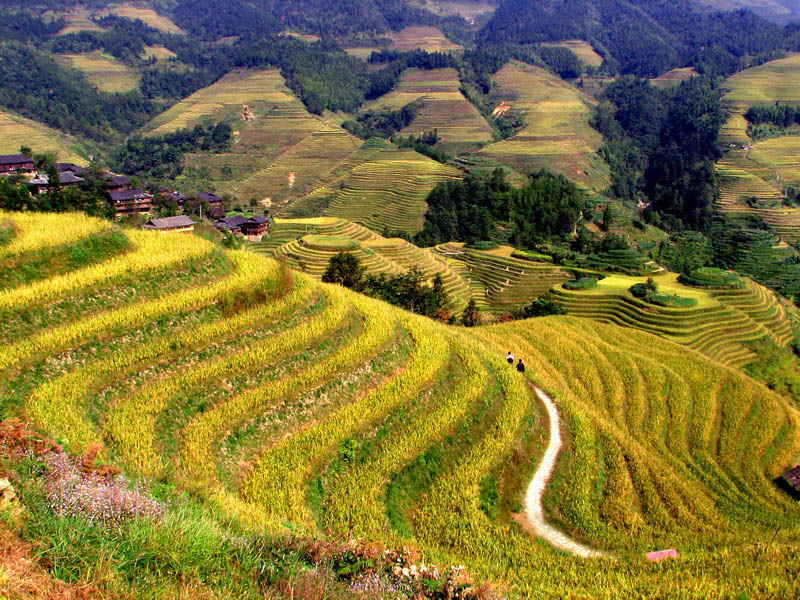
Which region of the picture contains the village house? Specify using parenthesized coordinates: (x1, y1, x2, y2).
(214, 214, 248, 234)
(142, 215, 196, 234)
(0, 154, 35, 176)
(104, 174, 131, 192)
(108, 189, 153, 217)
(196, 191, 224, 217)
(56, 163, 90, 177)
(27, 171, 85, 195)
(241, 215, 270, 240)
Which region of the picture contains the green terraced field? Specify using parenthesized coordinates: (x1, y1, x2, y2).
(479, 61, 609, 193)
(723, 53, 800, 110)
(307, 147, 462, 235)
(0, 109, 89, 164)
(145, 69, 361, 205)
(549, 272, 795, 367)
(363, 68, 494, 151)
(55, 51, 141, 93)
(254, 217, 473, 308)
(3, 212, 799, 599)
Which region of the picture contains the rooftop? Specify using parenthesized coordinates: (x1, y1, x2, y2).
(142, 215, 196, 230)
(109, 189, 153, 202)
(784, 466, 800, 491)
(0, 154, 34, 165)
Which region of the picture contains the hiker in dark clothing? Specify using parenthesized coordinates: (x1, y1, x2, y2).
(516, 358, 525, 373)
(506, 351, 514, 364)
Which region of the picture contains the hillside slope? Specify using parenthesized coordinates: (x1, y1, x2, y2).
(1, 212, 799, 598)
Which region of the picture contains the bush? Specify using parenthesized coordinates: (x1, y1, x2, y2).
(465, 240, 499, 250)
(679, 266, 744, 289)
(516, 297, 564, 318)
(563, 277, 598, 290)
(645, 293, 698, 308)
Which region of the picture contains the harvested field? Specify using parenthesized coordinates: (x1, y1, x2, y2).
(53, 7, 104, 35)
(363, 68, 494, 150)
(542, 40, 603, 68)
(479, 61, 609, 192)
(143, 45, 177, 60)
(409, 0, 498, 19)
(55, 52, 140, 93)
(389, 26, 463, 53)
(0, 109, 88, 164)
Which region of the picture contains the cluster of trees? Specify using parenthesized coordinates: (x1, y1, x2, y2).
(0, 166, 108, 216)
(322, 252, 450, 319)
(48, 16, 164, 63)
(478, 0, 800, 78)
(112, 122, 232, 179)
(745, 103, 800, 128)
(342, 100, 424, 139)
(414, 169, 585, 248)
(395, 131, 450, 164)
(173, 0, 468, 44)
(0, 9, 64, 44)
(0, 42, 156, 140)
(593, 75, 725, 230)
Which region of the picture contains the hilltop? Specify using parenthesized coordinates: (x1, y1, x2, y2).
(1, 212, 798, 598)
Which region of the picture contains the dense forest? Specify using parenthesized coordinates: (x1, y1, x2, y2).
(593, 75, 725, 230)
(414, 169, 585, 248)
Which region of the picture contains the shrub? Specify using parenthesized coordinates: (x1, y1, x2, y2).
(465, 240, 498, 250)
(645, 293, 698, 308)
(563, 277, 598, 290)
(516, 297, 564, 318)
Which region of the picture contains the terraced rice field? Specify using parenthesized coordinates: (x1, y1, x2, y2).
(143, 45, 177, 60)
(389, 26, 463, 53)
(363, 68, 494, 150)
(479, 61, 609, 192)
(254, 217, 473, 308)
(55, 52, 141, 93)
(749, 135, 800, 187)
(4, 212, 800, 599)
(95, 3, 184, 34)
(146, 69, 361, 204)
(722, 53, 800, 110)
(409, 0, 498, 19)
(650, 67, 697, 88)
(310, 147, 461, 235)
(716, 150, 800, 242)
(433, 242, 570, 312)
(550, 272, 795, 367)
(0, 109, 88, 164)
(541, 40, 603, 68)
(53, 7, 105, 35)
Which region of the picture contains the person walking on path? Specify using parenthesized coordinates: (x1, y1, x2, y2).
(506, 351, 515, 364)
(516, 358, 525, 373)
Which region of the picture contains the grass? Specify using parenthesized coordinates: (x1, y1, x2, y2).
(147, 68, 361, 206)
(55, 51, 140, 93)
(363, 68, 494, 151)
(0, 213, 799, 599)
(541, 40, 603, 68)
(478, 61, 609, 193)
(389, 26, 464, 54)
(0, 109, 89, 164)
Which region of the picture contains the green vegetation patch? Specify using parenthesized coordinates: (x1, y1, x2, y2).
(563, 277, 598, 290)
(511, 249, 553, 262)
(680, 267, 745, 289)
(645, 293, 698, 308)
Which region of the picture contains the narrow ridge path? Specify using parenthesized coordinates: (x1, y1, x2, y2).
(525, 387, 607, 558)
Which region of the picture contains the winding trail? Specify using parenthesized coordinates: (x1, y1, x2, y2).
(524, 388, 606, 558)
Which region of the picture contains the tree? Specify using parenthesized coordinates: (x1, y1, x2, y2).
(322, 252, 365, 289)
(461, 299, 480, 327)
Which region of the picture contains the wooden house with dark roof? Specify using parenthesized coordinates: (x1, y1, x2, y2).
(142, 215, 195, 234)
(108, 189, 153, 217)
(28, 172, 84, 195)
(214, 214, 248, 234)
(196, 191, 224, 217)
(56, 163, 90, 177)
(103, 174, 131, 192)
(0, 154, 35, 176)
(241, 215, 270, 239)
